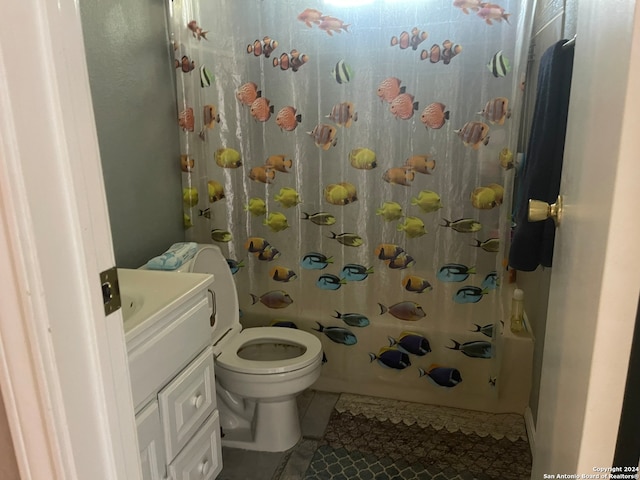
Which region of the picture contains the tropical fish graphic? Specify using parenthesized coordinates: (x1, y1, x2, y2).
(390, 93, 419, 120)
(297, 8, 324, 27)
(454, 286, 488, 304)
(250, 97, 274, 122)
(181, 155, 195, 172)
(453, 0, 483, 15)
(183, 214, 192, 229)
(269, 266, 297, 282)
(405, 155, 436, 174)
(441, 218, 482, 233)
(178, 107, 194, 131)
(340, 264, 374, 282)
(387, 253, 416, 269)
(332, 311, 370, 327)
(487, 50, 511, 77)
(175, 55, 195, 73)
(250, 290, 293, 309)
(248, 166, 276, 184)
(207, 180, 225, 202)
(263, 212, 289, 232)
(481, 271, 499, 290)
(316, 274, 346, 291)
(388, 332, 431, 355)
(377, 77, 405, 103)
(418, 364, 462, 388)
(455, 121, 490, 149)
(477, 2, 511, 25)
(378, 301, 426, 321)
(447, 340, 493, 359)
(324, 183, 357, 205)
(499, 147, 514, 169)
(376, 202, 403, 221)
(187, 20, 208, 40)
(301, 252, 333, 270)
(397, 217, 427, 238)
(402, 276, 433, 293)
(331, 59, 354, 84)
(301, 212, 336, 226)
(257, 245, 281, 261)
(470, 187, 498, 209)
(274, 187, 301, 208)
(326, 102, 358, 127)
(308, 123, 338, 150)
(245, 197, 267, 216)
(478, 97, 511, 125)
(313, 322, 357, 345)
(420, 103, 449, 129)
(273, 50, 309, 72)
(199, 104, 221, 140)
(271, 320, 298, 329)
(437, 264, 476, 282)
(318, 15, 350, 36)
(265, 155, 293, 173)
(471, 323, 494, 338)
(244, 237, 270, 253)
(471, 238, 500, 253)
(369, 348, 411, 370)
(199, 65, 213, 87)
(211, 229, 232, 243)
(247, 36, 278, 58)
(236, 82, 261, 105)
(329, 232, 363, 247)
(349, 148, 377, 170)
(487, 183, 504, 204)
(226, 258, 244, 275)
(390, 27, 428, 50)
(215, 148, 242, 168)
(411, 190, 442, 213)
(383, 167, 415, 186)
(183, 187, 198, 207)
(199, 208, 211, 219)
(276, 106, 302, 131)
(375, 243, 405, 260)
(421, 40, 462, 64)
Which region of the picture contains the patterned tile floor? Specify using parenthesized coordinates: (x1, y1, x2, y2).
(219, 390, 532, 480)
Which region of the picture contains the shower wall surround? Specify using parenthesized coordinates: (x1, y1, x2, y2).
(171, 0, 533, 412)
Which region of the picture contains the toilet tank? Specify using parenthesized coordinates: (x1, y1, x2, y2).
(179, 244, 241, 350)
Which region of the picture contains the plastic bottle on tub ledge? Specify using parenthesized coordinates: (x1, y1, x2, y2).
(510, 288, 525, 334)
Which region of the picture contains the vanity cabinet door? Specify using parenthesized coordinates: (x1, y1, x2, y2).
(159, 346, 216, 461)
(136, 401, 167, 480)
(168, 411, 222, 480)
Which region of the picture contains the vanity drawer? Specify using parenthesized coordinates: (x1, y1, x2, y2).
(159, 346, 216, 462)
(168, 411, 222, 480)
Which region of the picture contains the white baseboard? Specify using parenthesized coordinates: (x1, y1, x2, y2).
(524, 406, 536, 459)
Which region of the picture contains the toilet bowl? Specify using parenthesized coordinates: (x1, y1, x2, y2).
(171, 244, 323, 452)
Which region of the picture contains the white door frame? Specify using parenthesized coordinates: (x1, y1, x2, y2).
(0, 0, 140, 479)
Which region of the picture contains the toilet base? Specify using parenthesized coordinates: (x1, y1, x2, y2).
(221, 397, 301, 452)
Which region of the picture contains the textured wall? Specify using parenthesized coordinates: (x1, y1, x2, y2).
(79, 0, 184, 268)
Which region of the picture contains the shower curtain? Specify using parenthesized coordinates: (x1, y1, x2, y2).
(170, 0, 531, 409)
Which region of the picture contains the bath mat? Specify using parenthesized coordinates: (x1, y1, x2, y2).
(303, 395, 531, 480)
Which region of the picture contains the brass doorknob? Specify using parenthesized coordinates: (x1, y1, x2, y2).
(528, 195, 563, 225)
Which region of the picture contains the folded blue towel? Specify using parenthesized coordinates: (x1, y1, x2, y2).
(146, 242, 198, 270)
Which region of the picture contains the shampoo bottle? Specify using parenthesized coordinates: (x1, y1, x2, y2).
(510, 288, 525, 334)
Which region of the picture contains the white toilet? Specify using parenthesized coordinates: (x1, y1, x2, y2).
(174, 244, 323, 452)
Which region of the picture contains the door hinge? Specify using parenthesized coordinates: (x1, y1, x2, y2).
(100, 267, 121, 316)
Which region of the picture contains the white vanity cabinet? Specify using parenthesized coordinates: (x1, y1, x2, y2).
(119, 269, 223, 480)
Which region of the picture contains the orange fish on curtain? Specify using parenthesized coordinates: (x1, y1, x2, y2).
(250, 97, 274, 122)
(390, 93, 419, 120)
(247, 36, 278, 58)
(236, 82, 261, 105)
(187, 20, 208, 40)
(377, 77, 405, 103)
(390, 27, 428, 51)
(178, 107, 194, 131)
(276, 106, 302, 131)
(198, 105, 221, 140)
(273, 50, 309, 72)
(174, 55, 195, 73)
(420, 40, 462, 65)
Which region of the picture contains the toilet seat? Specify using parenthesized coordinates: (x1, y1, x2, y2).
(216, 327, 322, 375)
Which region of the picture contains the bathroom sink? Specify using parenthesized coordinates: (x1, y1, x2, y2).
(117, 268, 213, 335)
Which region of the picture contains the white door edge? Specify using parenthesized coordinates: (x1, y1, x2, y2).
(0, 0, 141, 479)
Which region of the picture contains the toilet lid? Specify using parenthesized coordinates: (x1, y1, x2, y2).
(216, 327, 322, 375)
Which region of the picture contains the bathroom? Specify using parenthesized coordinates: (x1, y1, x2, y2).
(0, 0, 638, 479)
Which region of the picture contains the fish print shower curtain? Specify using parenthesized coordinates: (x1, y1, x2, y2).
(171, 0, 531, 408)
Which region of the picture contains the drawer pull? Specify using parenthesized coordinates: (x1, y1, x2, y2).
(199, 459, 210, 476)
(192, 394, 204, 409)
